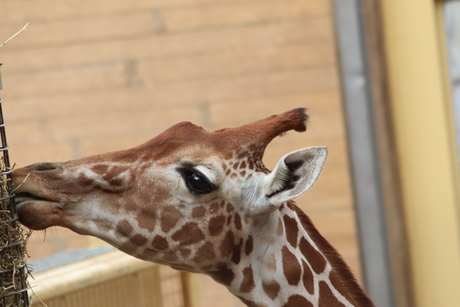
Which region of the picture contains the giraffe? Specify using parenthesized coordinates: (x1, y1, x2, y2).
(12, 108, 374, 306)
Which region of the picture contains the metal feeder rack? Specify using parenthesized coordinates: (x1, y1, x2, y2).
(0, 63, 30, 306)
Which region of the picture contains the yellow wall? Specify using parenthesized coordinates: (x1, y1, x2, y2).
(380, 0, 460, 305)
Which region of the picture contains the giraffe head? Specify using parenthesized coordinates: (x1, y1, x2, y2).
(12, 108, 327, 273)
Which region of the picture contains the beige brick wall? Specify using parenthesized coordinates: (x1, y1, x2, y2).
(1, 0, 360, 305)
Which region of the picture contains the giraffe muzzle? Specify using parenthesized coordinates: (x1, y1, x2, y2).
(12, 163, 66, 230)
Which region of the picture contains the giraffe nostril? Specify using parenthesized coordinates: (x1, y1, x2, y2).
(26, 162, 62, 172)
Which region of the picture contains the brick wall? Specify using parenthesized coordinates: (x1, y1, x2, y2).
(0, 0, 359, 305)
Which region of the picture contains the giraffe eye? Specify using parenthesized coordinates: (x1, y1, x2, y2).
(178, 168, 215, 195)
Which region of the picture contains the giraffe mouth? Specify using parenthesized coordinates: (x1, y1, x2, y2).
(13, 192, 63, 230)
(14, 192, 58, 208)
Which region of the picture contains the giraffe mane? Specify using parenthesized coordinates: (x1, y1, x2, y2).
(291, 203, 376, 307)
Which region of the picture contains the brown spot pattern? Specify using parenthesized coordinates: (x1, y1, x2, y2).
(180, 248, 191, 258)
(245, 235, 254, 256)
(192, 206, 206, 218)
(137, 210, 156, 232)
(116, 219, 133, 238)
(226, 202, 234, 212)
(318, 281, 346, 307)
(91, 164, 109, 175)
(151, 235, 169, 250)
(282, 295, 313, 307)
(219, 231, 235, 258)
(130, 234, 148, 246)
(211, 264, 235, 286)
(171, 222, 205, 246)
(234, 213, 242, 231)
(120, 240, 138, 252)
(107, 177, 123, 187)
(100, 165, 128, 188)
(299, 237, 327, 274)
(240, 266, 255, 294)
(282, 246, 301, 286)
(283, 215, 299, 248)
(302, 260, 314, 294)
(262, 280, 280, 300)
(208, 215, 226, 236)
(160, 206, 183, 233)
(193, 242, 216, 263)
(231, 238, 244, 264)
(78, 173, 94, 187)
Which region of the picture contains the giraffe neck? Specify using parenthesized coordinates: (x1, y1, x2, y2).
(210, 202, 374, 307)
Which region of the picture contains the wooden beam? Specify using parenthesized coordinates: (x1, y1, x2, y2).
(380, 0, 460, 305)
(360, 1, 414, 306)
(180, 272, 201, 307)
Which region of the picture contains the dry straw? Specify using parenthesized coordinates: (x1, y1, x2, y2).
(0, 22, 32, 307)
(0, 157, 31, 307)
(0, 23, 29, 49)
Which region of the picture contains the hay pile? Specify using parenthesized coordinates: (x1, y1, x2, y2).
(0, 25, 32, 306)
(0, 24, 32, 306)
(0, 156, 30, 306)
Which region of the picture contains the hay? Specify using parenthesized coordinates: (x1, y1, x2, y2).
(0, 26, 32, 305)
(0, 72, 31, 305)
(0, 23, 29, 49)
(0, 156, 31, 307)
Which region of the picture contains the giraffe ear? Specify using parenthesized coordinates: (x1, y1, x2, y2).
(263, 146, 327, 206)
